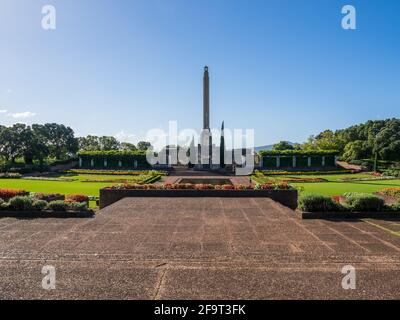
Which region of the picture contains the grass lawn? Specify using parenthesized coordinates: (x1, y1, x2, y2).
(292, 180, 400, 196)
(253, 173, 400, 196)
(0, 173, 159, 208)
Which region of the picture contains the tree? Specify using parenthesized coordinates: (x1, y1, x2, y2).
(273, 141, 294, 151)
(342, 140, 368, 162)
(98, 136, 120, 150)
(314, 130, 342, 151)
(78, 135, 121, 151)
(25, 126, 50, 165)
(308, 118, 400, 163)
(78, 135, 101, 151)
(0, 124, 30, 162)
(33, 123, 78, 159)
(137, 141, 152, 151)
(120, 142, 137, 151)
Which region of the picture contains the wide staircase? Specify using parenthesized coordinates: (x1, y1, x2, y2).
(169, 166, 232, 176)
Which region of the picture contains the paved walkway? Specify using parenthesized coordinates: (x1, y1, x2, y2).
(1, 197, 400, 299)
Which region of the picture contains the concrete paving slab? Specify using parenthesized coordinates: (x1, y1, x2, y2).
(1, 197, 400, 299)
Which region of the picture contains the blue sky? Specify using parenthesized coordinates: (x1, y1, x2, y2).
(0, 0, 399, 146)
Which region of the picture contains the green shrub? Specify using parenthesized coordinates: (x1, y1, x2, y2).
(344, 193, 385, 212)
(69, 202, 88, 212)
(47, 200, 69, 212)
(32, 200, 48, 211)
(391, 201, 400, 211)
(0, 202, 10, 210)
(343, 192, 364, 198)
(298, 194, 344, 212)
(8, 196, 33, 211)
(383, 169, 400, 177)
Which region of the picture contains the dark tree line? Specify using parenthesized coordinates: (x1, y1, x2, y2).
(0, 123, 78, 164)
(78, 136, 151, 152)
(0, 123, 152, 165)
(300, 118, 400, 163)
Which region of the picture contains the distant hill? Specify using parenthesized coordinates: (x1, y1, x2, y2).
(255, 142, 296, 152)
(254, 145, 273, 151)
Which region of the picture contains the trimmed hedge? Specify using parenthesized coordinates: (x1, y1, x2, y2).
(259, 150, 338, 168)
(344, 193, 385, 212)
(298, 194, 344, 212)
(258, 150, 339, 156)
(78, 150, 150, 169)
(299, 193, 391, 213)
(9, 196, 34, 211)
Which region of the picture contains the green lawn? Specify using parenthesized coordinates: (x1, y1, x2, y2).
(0, 174, 160, 209)
(253, 173, 400, 196)
(0, 179, 113, 196)
(292, 180, 400, 196)
(0, 173, 156, 196)
(2, 172, 400, 203)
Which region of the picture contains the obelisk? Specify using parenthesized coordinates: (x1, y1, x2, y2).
(203, 66, 210, 130)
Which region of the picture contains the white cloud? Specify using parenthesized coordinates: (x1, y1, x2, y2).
(0, 109, 7, 113)
(7, 111, 36, 119)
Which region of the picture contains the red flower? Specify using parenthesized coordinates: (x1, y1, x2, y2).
(0, 188, 27, 200)
(65, 194, 89, 203)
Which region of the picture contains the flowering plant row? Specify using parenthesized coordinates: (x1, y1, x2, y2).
(109, 183, 293, 191)
(380, 187, 400, 198)
(65, 194, 89, 203)
(66, 169, 167, 176)
(255, 169, 354, 176)
(281, 177, 327, 183)
(0, 189, 29, 200)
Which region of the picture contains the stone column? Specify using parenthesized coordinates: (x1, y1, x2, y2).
(308, 157, 312, 167)
(118, 160, 122, 168)
(276, 156, 280, 168)
(90, 159, 94, 167)
(104, 159, 107, 167)
(322, 156, 326, 167)
(292, 156, 296, 168)
(79, 157, 82, 167)
(203, 66, 210, 130)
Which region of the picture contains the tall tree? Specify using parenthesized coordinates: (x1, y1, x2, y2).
(137, 141, 151, 151)
(0, 124, 30, 162)
(273, 141, 294, 151)
(33, 123, 78, 159)
(98, 136, 120, 150)
(120, 142, 137, 151)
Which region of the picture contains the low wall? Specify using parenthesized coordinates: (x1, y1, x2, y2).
(0, 210, 95, 219)
(297, 210, 400, 220)
(100, 188, 298, 210)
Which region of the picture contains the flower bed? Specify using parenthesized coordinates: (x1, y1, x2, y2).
(0, 188, 29, 201)
(0, 195, 94, 218)
(100, 183, 298, 210)
(255, 169, 355, 176)
(30, 192, 65, 202)
(281, 177, 327, 183)
(65, 194, 89, 204)
(379, 187, 400, 198)
(21, 176, 77, 182)
(108, 182, 292, 191)
(65, 169, 167, 176)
